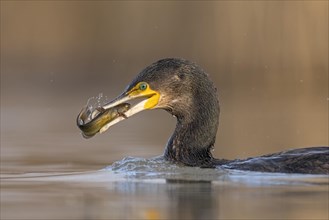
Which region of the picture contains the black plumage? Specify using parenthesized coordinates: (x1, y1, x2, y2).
(100, 58, 329, 174)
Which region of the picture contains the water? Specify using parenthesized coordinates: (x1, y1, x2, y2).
(1, 155, 328, 220)
(1, 105, 328, 219)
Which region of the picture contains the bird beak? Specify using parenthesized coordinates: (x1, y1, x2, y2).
(99, 83, 160, 133)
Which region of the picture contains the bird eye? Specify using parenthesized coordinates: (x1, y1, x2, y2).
(139, 82, 148, 91)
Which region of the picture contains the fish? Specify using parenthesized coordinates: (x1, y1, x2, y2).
(77, 103, 130, 139)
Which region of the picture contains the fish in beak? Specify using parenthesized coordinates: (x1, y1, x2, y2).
(77, 103, 130, 138)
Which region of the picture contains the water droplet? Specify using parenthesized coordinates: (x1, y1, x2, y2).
(78, 119, 84, 125)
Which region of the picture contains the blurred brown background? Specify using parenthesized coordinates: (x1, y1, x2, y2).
(1, 1, 328, 172)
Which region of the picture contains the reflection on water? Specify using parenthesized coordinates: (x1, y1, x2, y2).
(1, 158, 329, 220)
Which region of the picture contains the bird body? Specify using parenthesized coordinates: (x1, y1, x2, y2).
(77, 58, 329, 174)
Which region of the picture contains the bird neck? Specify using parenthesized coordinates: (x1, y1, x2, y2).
(164, 105, 219, 167)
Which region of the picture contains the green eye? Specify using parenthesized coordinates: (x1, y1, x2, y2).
(139, 82, 148, 91)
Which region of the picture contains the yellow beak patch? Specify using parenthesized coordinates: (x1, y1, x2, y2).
(127, 82, 160, 109)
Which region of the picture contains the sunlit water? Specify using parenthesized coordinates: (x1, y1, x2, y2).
(1, 156, 328, 220)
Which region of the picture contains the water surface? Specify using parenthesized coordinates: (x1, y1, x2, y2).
(1, 156, 328, 220)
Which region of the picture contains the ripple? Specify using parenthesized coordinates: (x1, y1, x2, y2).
(104, 156, 228, 181)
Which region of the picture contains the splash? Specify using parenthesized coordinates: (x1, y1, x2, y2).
(86, 93, 109, 113)
(105, 156, 233, 181)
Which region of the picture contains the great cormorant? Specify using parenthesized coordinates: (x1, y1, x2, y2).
(78, 58, 329, 174)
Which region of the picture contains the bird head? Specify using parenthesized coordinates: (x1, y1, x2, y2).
(100, 58, 218, 133)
